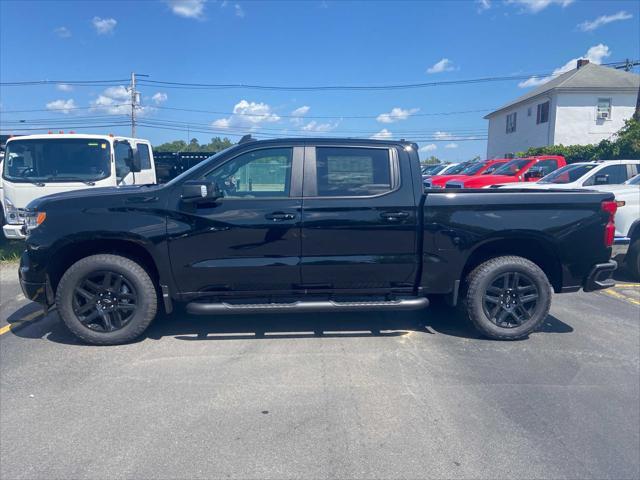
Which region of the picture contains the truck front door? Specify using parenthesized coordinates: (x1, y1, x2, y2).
(299, 145, 418, 291)
(167, 145, 303, 295)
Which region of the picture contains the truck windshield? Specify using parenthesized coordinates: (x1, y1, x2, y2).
(2, 138, 111, 183)
(446, 162, 475, 175)
(460, 162, 488, 175)
(538, 164, 596, 184)
(492, 158, 530, 176)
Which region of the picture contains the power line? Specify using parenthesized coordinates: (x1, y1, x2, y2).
(0, 79, 129, 86)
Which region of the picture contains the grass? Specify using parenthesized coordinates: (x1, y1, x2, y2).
(0, 238, 24, 263)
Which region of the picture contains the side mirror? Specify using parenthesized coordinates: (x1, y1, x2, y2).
(181, 180, 223, 203)
(524, 169, 544, 180)
(594, 174, 609, 185)
(127, 148, 142, 173)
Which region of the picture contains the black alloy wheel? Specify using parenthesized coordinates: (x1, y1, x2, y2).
(73, 270, 138, 332)
(482, 271, 539, 328)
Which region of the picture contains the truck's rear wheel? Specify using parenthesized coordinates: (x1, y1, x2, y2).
(56, 254, 158, 345)
(465, 256, 551, 340)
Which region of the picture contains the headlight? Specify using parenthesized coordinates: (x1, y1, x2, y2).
(4, 198, 20, 224)
(23, 210, 46, 232)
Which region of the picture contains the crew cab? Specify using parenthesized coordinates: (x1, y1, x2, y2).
(2, 134, 156, 239)
(424, 158, 509, 188)
(445, 155, 566, 188)
(19, 138, 617, 345)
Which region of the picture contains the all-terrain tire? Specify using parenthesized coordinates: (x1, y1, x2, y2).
(465, 255, 552, 340)
(626, 239, 640, 281)
(56, 254, 158, 345)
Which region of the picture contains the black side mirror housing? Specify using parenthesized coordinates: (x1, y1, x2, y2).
(524, 169, 544, 180)
(594, 174, 609, 185)
(181, 180, 223, 203)
(128, 148, 142, 173)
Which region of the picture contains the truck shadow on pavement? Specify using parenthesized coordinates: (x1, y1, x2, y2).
(8, 298, 574, 345)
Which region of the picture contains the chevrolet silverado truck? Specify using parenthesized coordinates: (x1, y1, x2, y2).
(18, 138, 617, 345)
(446, 155, 566, 188)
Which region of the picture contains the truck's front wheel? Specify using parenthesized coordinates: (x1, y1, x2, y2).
(56, 254, 158, 345)
(465, 256, 552, 340)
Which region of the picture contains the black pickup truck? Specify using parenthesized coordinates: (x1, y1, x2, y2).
(18, 138, 618, 345)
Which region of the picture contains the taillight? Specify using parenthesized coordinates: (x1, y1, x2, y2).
(601, 200, 617, 248)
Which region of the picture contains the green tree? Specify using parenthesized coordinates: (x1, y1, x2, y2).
(421, 155, 441, 165)
(516, 118, 640, 163)
(154, 136, 235, 153)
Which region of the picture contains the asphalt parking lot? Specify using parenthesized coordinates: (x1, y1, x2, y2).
(1, 261, 639, 480)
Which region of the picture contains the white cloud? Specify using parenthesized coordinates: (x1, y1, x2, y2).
(301, 120, 339, 133)
(427, 58, 456, 74)
(91, 86, 132, 115)
(476, 0, 491, 11)
(505, 0, 574, 13)
(420, 144, 437, 152)
(376, 107, 419, 124)
(56, 83, 73, 92)
(518, 43, 611, 88)
(152, 92, 168, 104)
(166, 0, 206, 18)
(235, 4, 245, 17)
(291, 105, 310, 117)
(434, 131, 452, 140)
(578, 11, 632, 32)
(445, 143, 459, 149)
(46, 99, 76, 114)
(370, 129, 393, 140)
(53, 26, 71, 38)
(212, 100, 280, 130)
(92, 17, 117, 35)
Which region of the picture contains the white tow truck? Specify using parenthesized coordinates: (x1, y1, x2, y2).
(2, 133, 156, 239)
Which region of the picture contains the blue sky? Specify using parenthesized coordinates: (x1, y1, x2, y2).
(0, 0, 638, 161)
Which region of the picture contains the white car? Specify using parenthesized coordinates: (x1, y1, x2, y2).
(490, 160, 640, 190)
(590, 174, 640, 279)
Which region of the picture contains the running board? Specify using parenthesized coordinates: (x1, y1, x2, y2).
(186, 297, 429, 315)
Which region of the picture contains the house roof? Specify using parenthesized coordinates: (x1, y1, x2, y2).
(485, 63, 640, 119)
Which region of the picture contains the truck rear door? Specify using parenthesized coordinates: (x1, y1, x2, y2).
(299, 144, 419, 292)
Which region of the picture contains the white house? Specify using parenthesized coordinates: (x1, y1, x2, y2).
(485, 61, 640, 159)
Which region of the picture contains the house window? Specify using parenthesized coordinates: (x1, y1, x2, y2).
(597, 98, 611, 120)
(506, 112, 517, 134)
(527, 107, 532, 117)
(536, 101, 549, 124)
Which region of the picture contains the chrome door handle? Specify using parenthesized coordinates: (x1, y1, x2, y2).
(265, 212, 296, 221)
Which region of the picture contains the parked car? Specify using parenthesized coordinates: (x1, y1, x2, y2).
(490, 160, 640, 190)
(424, 158, 510, 188)
(422, 162, 456, 179)
(2, 134, 157, 239)
(589, 174, 640, 279)
(445, 155, 566, 188)
(19, 137, 617, 345)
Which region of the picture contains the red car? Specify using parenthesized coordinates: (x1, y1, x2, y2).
(445, 155, 567, 188)
(425, 158, 510, 188)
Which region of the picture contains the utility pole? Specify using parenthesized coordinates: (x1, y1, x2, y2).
(130, 72, 137, 138)
(612, 60, 640, 121)
(129, 72, 149, 137)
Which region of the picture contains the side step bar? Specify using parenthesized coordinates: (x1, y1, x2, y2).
(186, 297, 429, 315)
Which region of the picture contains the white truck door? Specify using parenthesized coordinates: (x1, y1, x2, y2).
(133, 142, 157, 185)
(114, 140, 136, 185)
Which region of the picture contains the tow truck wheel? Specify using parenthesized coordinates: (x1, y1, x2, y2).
(465, 256, 552, 340)
(56, 254, 158, 345)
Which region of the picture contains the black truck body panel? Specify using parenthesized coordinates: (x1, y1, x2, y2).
(19, 138, 616, 308)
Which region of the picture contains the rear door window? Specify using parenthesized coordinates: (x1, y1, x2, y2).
(313, 147, 393, 197)
(137, 143, 152, 170)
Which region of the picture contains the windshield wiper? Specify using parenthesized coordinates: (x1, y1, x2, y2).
(43, 177, 96, 186)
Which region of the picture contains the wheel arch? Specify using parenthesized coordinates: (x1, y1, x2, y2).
(47, 238, 161, 294)
(461, 234, 563, 292)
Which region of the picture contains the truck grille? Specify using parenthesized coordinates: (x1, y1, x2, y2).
(445, 182, 463, 188)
